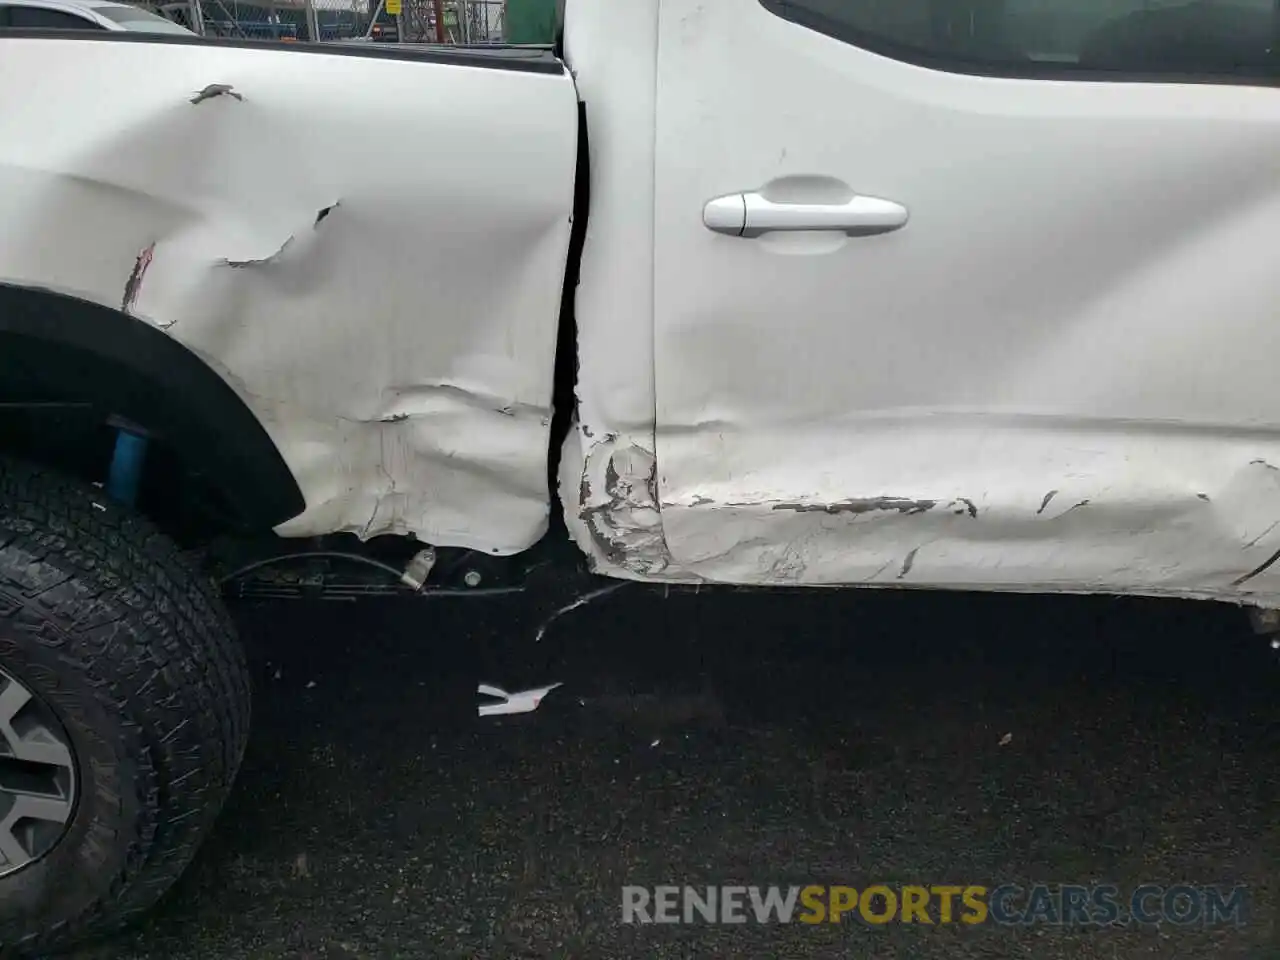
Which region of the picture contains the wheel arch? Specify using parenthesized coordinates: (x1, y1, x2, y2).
(0, 282, 304, 532)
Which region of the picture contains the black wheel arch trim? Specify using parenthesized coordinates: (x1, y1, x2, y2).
(0, 283, 305, 531)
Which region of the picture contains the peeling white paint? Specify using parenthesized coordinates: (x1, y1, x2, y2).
(10, 15, 1280, 610)
(0, 38, 577, 554)
(629, 0, 1280, 605)
(574, 436, 674, 577)
(653, 424, 1280, 600)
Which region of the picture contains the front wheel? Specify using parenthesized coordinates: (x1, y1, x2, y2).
(0, 458, 250, 955)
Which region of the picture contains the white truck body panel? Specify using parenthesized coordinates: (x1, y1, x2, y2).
(642, 0, 1280, 603)
(6, 4, 1280, 607)
(0, 38, 577, 554)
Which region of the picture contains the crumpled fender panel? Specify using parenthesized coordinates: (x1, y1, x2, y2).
(0, 36, 577, 553)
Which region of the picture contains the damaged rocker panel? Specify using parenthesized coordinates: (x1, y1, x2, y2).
(772, 496, 937, 516)
(641, 449, 1280, 600)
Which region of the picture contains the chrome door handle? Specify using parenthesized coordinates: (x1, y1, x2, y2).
(703, 191, 908, 238)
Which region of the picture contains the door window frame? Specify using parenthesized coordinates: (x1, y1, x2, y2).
(757, 0, 1280, 86)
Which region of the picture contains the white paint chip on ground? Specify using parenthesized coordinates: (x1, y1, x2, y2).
(999, 732, 1013, 746)
(477, 682, 563, 717)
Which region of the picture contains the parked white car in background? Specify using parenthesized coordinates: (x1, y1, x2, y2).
(0, 0, 193, 32)
(1, 0, 1279, 953)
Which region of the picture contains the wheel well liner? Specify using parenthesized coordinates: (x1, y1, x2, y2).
(0, 283, 304, 530)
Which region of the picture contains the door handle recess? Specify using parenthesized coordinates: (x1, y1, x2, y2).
(703, 191, 908, 238)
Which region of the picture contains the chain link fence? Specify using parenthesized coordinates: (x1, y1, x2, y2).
(360, 0, 506, 44)
(135, 0, 507, 42)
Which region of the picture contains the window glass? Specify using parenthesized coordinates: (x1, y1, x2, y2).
(6, 4, 100, 27)
(95, 3, 193, 32)
(760, 0, 1279, 77)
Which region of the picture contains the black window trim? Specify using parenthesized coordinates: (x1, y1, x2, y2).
(758, 0, 1280, 88)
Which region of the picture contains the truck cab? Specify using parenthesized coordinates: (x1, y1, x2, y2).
(1, 0, 1279, 951)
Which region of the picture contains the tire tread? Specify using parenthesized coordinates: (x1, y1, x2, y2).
(0, 459, 249, 954)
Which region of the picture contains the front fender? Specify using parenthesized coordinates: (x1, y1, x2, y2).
(0, 283, 304, 530)
(0, 35, 578, 552)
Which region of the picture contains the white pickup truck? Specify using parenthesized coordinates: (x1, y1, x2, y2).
(1, 0, 1279, 951)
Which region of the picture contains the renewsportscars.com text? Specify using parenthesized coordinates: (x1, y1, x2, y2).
(621, 884, 1247, 927)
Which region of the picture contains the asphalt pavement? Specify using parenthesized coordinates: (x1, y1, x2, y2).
(71, 582, 1278, 959)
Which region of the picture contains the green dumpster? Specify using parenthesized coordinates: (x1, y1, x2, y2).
(504, 0, 558, 43)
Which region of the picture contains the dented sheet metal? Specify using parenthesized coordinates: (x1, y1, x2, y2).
(559, 0, 687, 583)
(601, 0, 1280, 605)
(10, 29, 1280, 610)
(0, 37, 577, 554)
(651, 425, 1280, 602)
(564, 415, 1280, 603)
(568, 435, 676, 578)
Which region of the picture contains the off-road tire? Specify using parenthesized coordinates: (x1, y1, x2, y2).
(0, 458, 250, 955)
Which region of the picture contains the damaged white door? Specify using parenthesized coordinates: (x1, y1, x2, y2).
(651, 0, 1280, 602)
(0, 38, 577, 553)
